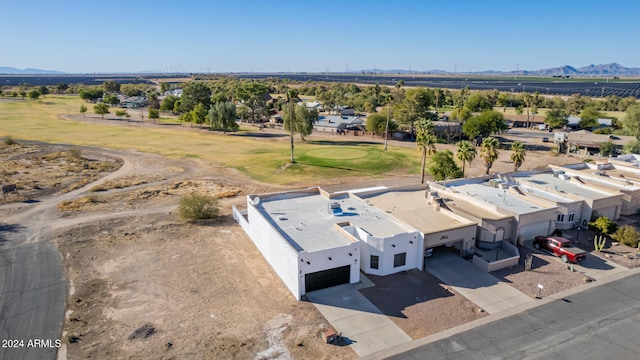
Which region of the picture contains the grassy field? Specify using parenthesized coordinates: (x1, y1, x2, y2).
(0, 96, 418, 185)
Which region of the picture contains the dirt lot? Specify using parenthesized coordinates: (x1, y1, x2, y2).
(359, 271, 487, 339)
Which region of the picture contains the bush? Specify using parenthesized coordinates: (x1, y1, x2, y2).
(4, 136, 17, 145)
(588, 216, 618, 235)
(68, 148, 82, 160)
(611, 225, 640, 248)
(178, 194, 219, 221)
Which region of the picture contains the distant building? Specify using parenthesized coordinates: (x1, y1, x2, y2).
(314, 115, 365, 134)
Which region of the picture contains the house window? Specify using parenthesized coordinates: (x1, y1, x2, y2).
(557, 214, 565, 222)
(370, 255, 379, 270)
(568, 213, 575, 222)
(394, 253, 406, 268)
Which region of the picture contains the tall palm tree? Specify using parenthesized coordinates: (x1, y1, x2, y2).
(510, 141, 527, 171)
(480, 137, 499, 175)
(383, 93, 393, 151)
(285, 88, 299, 163)
(522, 92, 532, 128)
(416, 119, 436, 184)
(456, 140, 477, 177)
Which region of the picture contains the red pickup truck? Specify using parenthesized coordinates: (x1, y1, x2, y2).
(533, 236, 587, 263)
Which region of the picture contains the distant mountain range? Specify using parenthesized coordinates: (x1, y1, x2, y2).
(0, 67, 65, 75)
(361, 63, 640, 77)
(2, 63, 640, 76)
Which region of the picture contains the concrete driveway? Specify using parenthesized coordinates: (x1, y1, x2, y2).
(424, 251, 532, 314)
(306, 284, 412, 357)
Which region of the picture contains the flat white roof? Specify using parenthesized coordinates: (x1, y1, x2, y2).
(517, 183, 576, 203)
(522, 173, 613, 200)
(446, 183, 553, 215)
(258, 191, 412, 252)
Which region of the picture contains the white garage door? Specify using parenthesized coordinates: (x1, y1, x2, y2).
(519, 220, 551, 241)
(597, 206, 617, 220)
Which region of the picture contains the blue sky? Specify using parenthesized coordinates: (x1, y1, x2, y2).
(1, 0, 638, 73)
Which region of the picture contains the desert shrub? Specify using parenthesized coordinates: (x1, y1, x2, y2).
(588, 216, 618, 235)
(4, 136, 17, 145)
(68, 148, 82, 160)
(611, 225, 640, 248)
(178, 193, 219, 221)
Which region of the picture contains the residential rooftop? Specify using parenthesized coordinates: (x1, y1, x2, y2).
(443, 181, 554, 215)
(359, 190, 474, 234)
(256, 190, 412, 253)
(518, 172, 615, 200)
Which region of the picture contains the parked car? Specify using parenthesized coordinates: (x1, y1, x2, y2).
(533, 236, 587, 263)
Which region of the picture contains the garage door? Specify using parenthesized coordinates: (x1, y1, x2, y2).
(519, 220, 551, 241)
(305, 265, 351, 293)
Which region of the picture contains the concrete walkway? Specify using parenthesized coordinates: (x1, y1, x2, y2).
(424, 251, 533, 314)
(306, 284, 412, 357)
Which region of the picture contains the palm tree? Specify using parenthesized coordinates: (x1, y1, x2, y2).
(285, 88, 299, 163)
(510, 141, 527, 171)
(456, 140, 477, 177)
(522, 92, 532, 128)
(416, 119, 436, 184)
(480, 137, 499, 175)
(383, 93, 393, 151)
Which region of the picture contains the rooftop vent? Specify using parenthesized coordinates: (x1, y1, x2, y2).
(327, 202, 343, 216)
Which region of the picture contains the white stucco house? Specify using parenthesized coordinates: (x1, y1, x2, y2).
(233, 187, 422, 300)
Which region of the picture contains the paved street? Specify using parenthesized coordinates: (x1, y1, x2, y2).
(385, 271, 640, 360)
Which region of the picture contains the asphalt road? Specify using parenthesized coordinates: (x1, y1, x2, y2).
(388, 271, 640, 360)
(0, 220, 66, 360)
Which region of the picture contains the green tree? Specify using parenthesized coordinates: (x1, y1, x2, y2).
(103, 80, 121, 93)
(38, 85, 49, 98)
(189, 103, 208, 127)
(393, 87, 435, 139)
(588, 216, 617, 235)
(510, 141, 526, 171)
(522, 92, 532, 127)
(160, 95, 179, 113)
(179, 81, 212, 113)
(115, 109, 128, 120)
(462, 110, 507, 139)
(623, 104, 640, 139)
(456, 140, 476, 177)
(147, 92, 160, 109)
(367, 113, 397, 135)
(56, 82, 69, 94)
(160, 82, 170, 93)
(148, 108, 160, 124)
(480, 137, 499, 174)
(103, 93, 120, 106)
(93, 103, 110, 119)
(599, 140, 616, 157)
(208, 101, 238, 133)
(579, 107, 604, 129)
(416, 120, 437, 184)
(464, 93, 492, 112)
(428, 150, 463, 181)
(27, 90, 40, 101)
(236, 82, 269, 122)
(611, 224, 640, 248)
(79, 104, 87, 118)
(544, 108, 568, 129)
(623, 140, 640, 155)
(79, 88, 104, 101)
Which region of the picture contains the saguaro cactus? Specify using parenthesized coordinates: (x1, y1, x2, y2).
(594, 235, 606, 252)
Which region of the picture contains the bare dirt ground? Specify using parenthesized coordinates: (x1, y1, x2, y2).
(0, 131, 592, 359)
(568, 227, 640, 269)
(359, 270, 487, 339)
(492, 246, 590, 298)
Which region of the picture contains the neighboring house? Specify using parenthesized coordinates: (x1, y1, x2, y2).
(233, 187, 422, 300)
(164, 88, 183, 97)
(552, 161, 640, 216)
(429, 177, 559, 244)
(359, 189, 477, 258)
(558, 130, 635, 155)
(433, 121, 462, 140)
(298, 101, 322, 112)
(119, 96, 148, 108)
(314, 115, 365, 134)
(567, 116, 612, 128)
(339, 106, 355, 116)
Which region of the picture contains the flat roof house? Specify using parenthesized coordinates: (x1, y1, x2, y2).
(233, 187, 421, 300)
